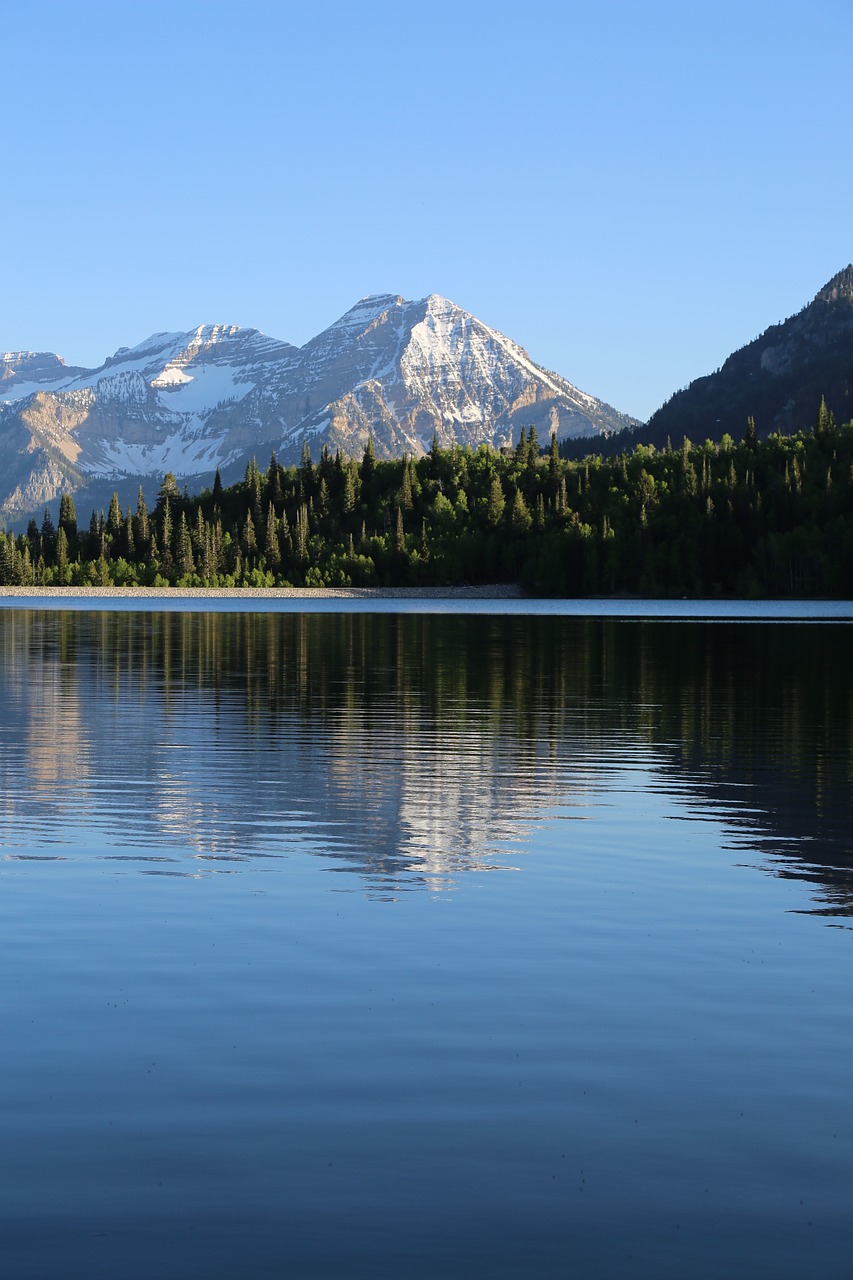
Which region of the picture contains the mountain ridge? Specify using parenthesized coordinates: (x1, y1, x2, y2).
(639, 265, 853, 447)
(0, 294, 638, 524)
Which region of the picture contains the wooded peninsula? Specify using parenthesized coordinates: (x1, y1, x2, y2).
(2, 405, 851, 596)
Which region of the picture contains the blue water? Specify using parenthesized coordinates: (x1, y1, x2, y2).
(0, 609, 850, 1278)
(1, 593, 852, 618)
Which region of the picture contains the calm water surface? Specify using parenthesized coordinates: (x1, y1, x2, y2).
(0, 609, 851, 1278)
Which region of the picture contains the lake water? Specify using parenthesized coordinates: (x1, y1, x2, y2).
(0, 606, 851, 1278)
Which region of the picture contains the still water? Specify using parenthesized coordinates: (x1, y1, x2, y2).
(0, 609, 851, 1279)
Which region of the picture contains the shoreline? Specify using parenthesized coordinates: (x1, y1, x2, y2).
(0, 584, 525, 600)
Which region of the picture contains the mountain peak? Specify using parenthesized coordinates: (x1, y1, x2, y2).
(0, 294, 639, 524)
(1, 350, 67, 377)
(815, 265, 853, 306)
(330, 294, 405, 329)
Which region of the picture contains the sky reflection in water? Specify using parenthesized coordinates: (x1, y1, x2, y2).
(0, 609, 851, 1279)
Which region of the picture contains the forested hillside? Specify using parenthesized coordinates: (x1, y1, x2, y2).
(2, 409, 852, 597)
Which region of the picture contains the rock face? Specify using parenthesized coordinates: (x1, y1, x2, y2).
(0, 294, 637, 524)
(641, 266, 853, 448)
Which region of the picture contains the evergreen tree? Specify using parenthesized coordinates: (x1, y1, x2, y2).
(343, 464, 357, 514)
(487, 475, 506, 525)
(107, 492, 122, 539)
(549, 431, 559, 477)
(58, 493, 78, 541)
(361, 437, 376, 501)
(264, 502, 281, 569)
(177, 512, 194, 577)
(124, 509, 135, 559)
(401, 459, 414, 509)
(242, 510, 257, 557)
(157, 472, 179, 509)
(135, 487, 150, 549)
(511, 489, 532, 532)
(40, 508, 57, 561)
(55, 526, 69, 575)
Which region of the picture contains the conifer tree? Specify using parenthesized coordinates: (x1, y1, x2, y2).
(511, 488, 532, 531)
(242, 510, 257, 557)
(107, 492, 122, 539)
(135, 487, 150, 549)
(264, 502, 281, 569)
(487, 475, 506, 526)
(549, 431, 559, 477)
(401, 459, 414, 509)
(59, 493, 78, 542)
(361, 437, 376, 501)
(40, 508, 57, 561)
(343, 464, 357, 513)
(56, 526, 69, 575)
(177, 512, 194, 576)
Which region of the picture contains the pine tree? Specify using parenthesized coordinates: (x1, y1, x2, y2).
(177, 512, 194, 577)
(264, 503, 281, 569)
(242, 510, 257, 556)
(135, 487, 150, 549)
(511, 489, 532, 531)
(487, 475, 506, 526)
(401, 460, 414, 509)
(58, 493, 78, 541)
(269, 452, 283, 506)
(343, 463, 357, 514)
(56, 526, 69, 575)
(157, 472, 179, 509)
(296, 504, 309, 558)
(362, 437, 376, 501)
(549, 431, 559, 477)
(40, 508, 57, 561)
(815, 395, 836, 438)
(160, 497, 173, 561)
(107, 492, 122, 539)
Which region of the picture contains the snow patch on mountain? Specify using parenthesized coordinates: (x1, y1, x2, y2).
(153, 364, 254, 413)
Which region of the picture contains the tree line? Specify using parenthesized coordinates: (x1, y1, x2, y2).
(2, 404, 852, 596)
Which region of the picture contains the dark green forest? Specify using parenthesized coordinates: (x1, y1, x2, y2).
(3, 404, 852, 596)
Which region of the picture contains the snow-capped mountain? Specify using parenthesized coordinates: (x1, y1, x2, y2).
(0, 294, 638, 523)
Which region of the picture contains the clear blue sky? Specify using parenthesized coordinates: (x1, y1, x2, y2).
(2, 0, 850, 421)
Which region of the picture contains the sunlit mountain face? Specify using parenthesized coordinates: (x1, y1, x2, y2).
(0, 296, 639, 525)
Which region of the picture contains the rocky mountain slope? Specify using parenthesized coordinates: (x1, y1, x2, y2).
(0, 294, 637, 524)
(641, 266, 853, 448)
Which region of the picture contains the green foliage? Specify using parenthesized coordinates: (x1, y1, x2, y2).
(21, 416, 853, 596)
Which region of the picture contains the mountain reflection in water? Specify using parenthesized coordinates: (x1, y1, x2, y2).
(0, 609, 849, 912)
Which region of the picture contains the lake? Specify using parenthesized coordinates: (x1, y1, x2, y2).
(0, 605, 851, 1278)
